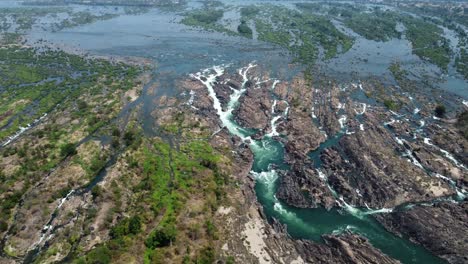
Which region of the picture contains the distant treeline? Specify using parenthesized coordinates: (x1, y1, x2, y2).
(22, 0, 185, 7)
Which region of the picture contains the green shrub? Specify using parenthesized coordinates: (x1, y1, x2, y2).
(196, 246, 216, 264)
(81, 245, 111, 264)
(0, 220, 8, 232)
(110, 215, 142, 239)
(145, 223, 177, 249)
(434, 104, 446, 118)
(237, 21, 252, 38)
(383, 99, 399, 111)
(60, 143, 77, 157)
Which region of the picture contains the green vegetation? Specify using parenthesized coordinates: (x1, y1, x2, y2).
(434, 104, 446, 118)
(180, 9, 235, 35)
(51, 11, 118, 32)
(297, 4, 400, 42)
(399, 2, 468, 78)
(344, 11, 400, 42)
(297, 3, 454, 72)
(0, 43, 145, 230)
(110, 216, 142, 238)
(145, 222, 177, 248)
(253, 5, 354, 63)
(401, 3, 468, 28)
(0, 6, 135, 34)
(389, 61, 408, 81)
(60, 142, 77, 157)
(75, 136, 230, 263)
(237, 20, 252, 38)
(0, 7, 68, 32)
(240, 6, 259, 18)
(455, 46, 468, 79)
(0, 45, 142, 142)
(180, 4, 353, 65)
(402, 16, 451, 71)
(383, 99, 400, 111)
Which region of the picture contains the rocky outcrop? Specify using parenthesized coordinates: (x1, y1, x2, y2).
(376, 202, 468, 264)
(280, 109, 324, 158)
(321, 111, 454, 208)
(295, 232, 400, 264)
(233, 87, 272, 130)
(276, 166, 336, 209)
(427, 123, 468, 173)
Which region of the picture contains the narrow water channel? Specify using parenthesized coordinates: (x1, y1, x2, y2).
(193, 64, 446, 264)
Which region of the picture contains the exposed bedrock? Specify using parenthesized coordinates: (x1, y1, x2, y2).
(276, 166, 336, 210)
(295, 232, 400, 264)
(376, 202, 468, 264)
(321, 113, 454, 208)
(233, 87, 272, 130)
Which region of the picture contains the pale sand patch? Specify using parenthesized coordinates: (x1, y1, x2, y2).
(222, 243, 229, 251)
(242, 208, 272, 264)
(124, 87, 139, 102)
(290, 256, 305, 264)
(217, 206, 233, 216)
(430, 184, 449, 197)
(449, 167, 462, 180)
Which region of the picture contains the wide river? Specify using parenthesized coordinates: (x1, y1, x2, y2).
(14, 1, 468, 263)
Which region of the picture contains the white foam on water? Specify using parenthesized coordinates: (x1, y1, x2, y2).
(338, 115, 347, 129)
(251, 170, 278, 192)
(424, 138, 467, 170)
(266, 116, 282, 137)
(311, 106, 317, 119)
(354, 103, 367, 115)
(320, 129, 328, 139)
(1, 113, 48, 147)
(420, 120, 425, 127)
(338, 198, 363, 218)
(57, 190, 74, 209)
(252, 170, 313, 231)
(338, 198, 393, 219)
(191, 63, 256, 143)
(463, 100, 468, 107)
(433, 173, 457, 186)
(389, 110, 402, 117)
(364, 207, 393, 214)
(395, 137, 404, 145)
(403, 149, 424, 169)
(284, 106, 289, 117)
(271, 80, 280, 90)
(332, 225, 357, 235)
(384, 119, 396, 126)
(356, 189, 362, 197)
(432, 116, 441, 120)
(337, 102, 345, 111)
(359, 124, 364, 131)
(271, 99, 277, 114)
(316, 169, 326, 180)
(186, 90, 196, 106)
(31, 189, 75, 251)
(439, 149, 467, 170)
(414, 108, 420, 114)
